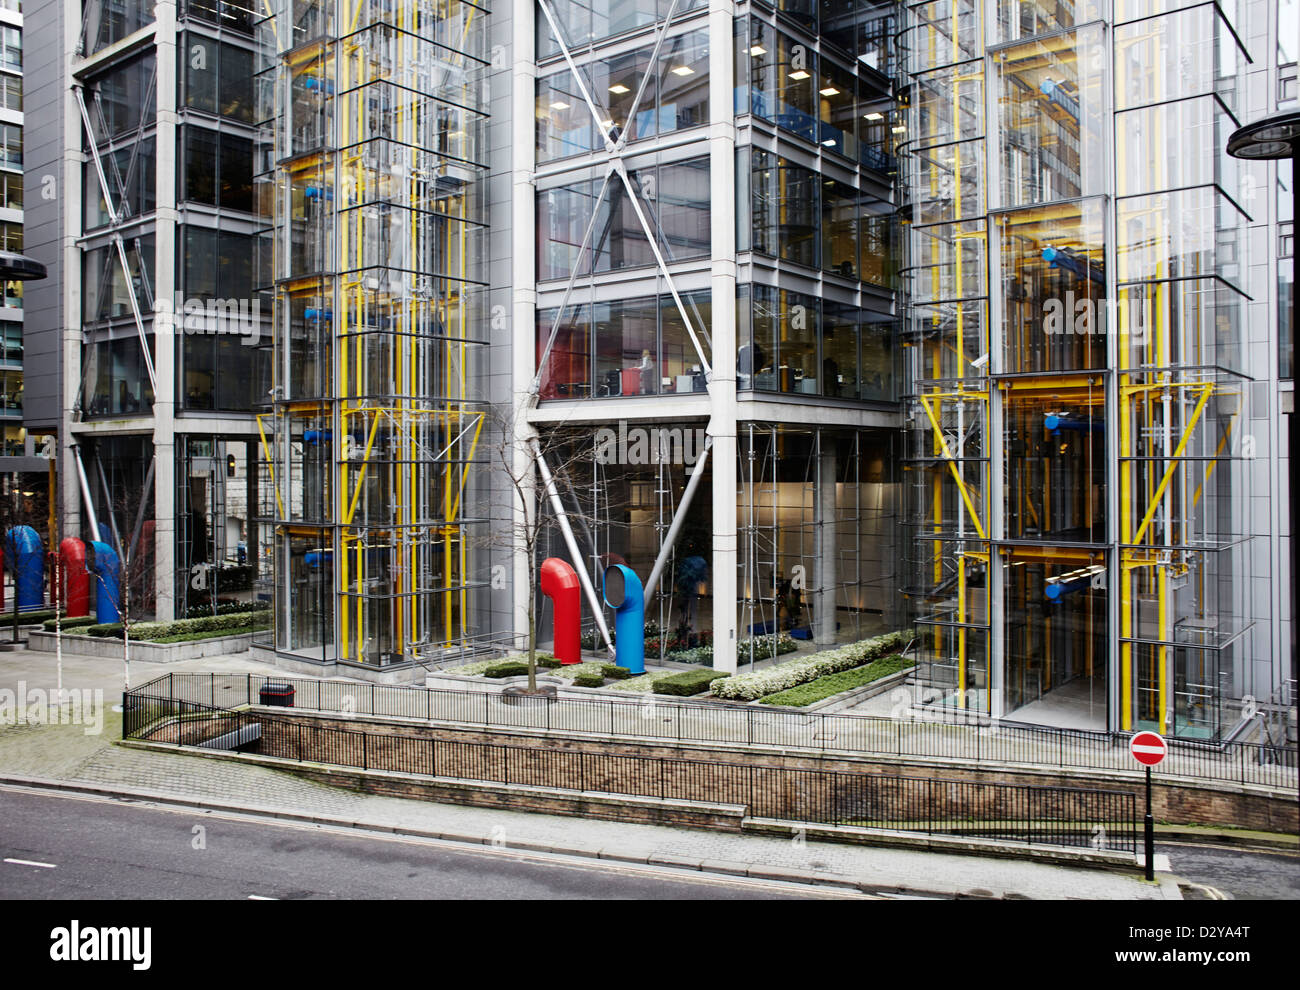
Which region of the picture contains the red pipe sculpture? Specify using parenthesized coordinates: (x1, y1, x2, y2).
(540, 557, 581, 665)
(59, 538, 90, 618)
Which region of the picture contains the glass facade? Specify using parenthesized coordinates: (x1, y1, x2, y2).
(901, 0, 1260, 739)
(257, 0, 491, 665)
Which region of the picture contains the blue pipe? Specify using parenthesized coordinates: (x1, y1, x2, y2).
(602, 564, 645, 675)
(1042, 246, 1105, 286)
(4, 526, 45, 612)
(1044, 413, 1104, 434)
(89, 540, 122, 623)
(303, 429, 332, 445)
(1039, 78, 1080, 123)
(1045, 575, 1091, 601)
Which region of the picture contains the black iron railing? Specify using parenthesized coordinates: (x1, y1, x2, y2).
(122, 689, 1138, 852)
(123, 671, 1299, 791)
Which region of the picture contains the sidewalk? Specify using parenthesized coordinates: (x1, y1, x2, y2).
(0, 704, 1179, 899)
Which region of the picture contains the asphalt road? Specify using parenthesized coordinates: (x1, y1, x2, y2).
(0, 787, 859, 900)
(1158, 842, 1300, 900)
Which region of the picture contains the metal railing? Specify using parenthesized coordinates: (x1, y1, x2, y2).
(126, 672, 1299, 792)
(122, 689, 1137, 852)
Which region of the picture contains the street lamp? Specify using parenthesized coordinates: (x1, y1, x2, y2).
(1226, 109, 1299, 717)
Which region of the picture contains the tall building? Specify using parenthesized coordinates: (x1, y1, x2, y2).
(900, 0, 1294, 740)
(24, 0, 270, 622)
(18, 1, 1292, 743)
(1, 0, 31, 462)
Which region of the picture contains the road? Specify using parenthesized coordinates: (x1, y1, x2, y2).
(0, 787, 862, 900)
(1158, 842, 1300, 900)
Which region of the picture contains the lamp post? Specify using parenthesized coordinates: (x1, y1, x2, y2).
(1226, 110, 1299, 720)
(0, 252, 49, 650)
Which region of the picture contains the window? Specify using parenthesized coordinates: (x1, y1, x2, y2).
(1, 26, 19, 70)
(0, 220, 20, 252)
(537, 158, 710, 280)
(183, 37, 257, 122)
(89, 54, 158, 143)
(181, 126, 254, 212)
(750, 150, 819, 268)
(0, 73, 20, 112)
(536, 289, 712, 400)
(537, 0, 707, 58)
(0, 124, 21, 168)
(535, 29, 710, 162)
(84, 139, 158, 228)
(996, 27, 1105, 207)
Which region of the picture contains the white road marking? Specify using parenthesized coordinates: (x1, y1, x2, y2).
(4, 857, 57, 869)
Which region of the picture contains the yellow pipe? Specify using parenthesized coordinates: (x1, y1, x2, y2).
(256, 414, 286, 518)
(1131, 385, 1214, 546)
(919, 395, 987, 540)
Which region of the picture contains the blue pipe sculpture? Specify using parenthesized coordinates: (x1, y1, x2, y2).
(4, 525, 45, 612)
(602, 564, 645, 674)
(89, 540, 122, 623)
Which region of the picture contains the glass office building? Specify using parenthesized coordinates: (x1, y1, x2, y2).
(898, 0, 1287, 739)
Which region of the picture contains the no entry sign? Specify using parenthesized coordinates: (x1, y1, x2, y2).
(1130, 731, 1167, 767)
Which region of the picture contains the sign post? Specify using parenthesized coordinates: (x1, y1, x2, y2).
(1129, 731, 1168, 880)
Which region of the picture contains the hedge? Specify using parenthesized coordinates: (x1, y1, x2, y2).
(43, 615, 98, 632)
(484, 660, 530, 678)
(601, 664, 631, 680)
(573, 673, 604, 687)
(0, 608, 61, 627)
(759, 654, 915, 707)
(712, 630, 913, 701)
(184, 600, 271, 620)
(535, 654, 561, 669)
(84, 610, 271, 642)
(652, 669, 730, 697)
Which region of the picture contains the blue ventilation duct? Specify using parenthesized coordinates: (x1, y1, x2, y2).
(4, 526, 45, 612)
(89, 540, 122, 623)
(602, 564, 645, 674)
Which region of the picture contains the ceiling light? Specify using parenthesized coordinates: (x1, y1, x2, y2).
(749, 45, 767, 56)
(863, 112, 883, 120)
(822, 138, 837, 146)
(891, 125, 906, 133)
(609, 84, 630, 94)
(550, 101, 570, 110)
(670, 65, 695, 76)
(600, 119, 614, 128)
(789, 70, 810, 80)
(819, 86, 840, 96)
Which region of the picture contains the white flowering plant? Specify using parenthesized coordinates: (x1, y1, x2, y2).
(712, 629, 913, 701)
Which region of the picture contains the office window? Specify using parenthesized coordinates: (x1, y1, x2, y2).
(0, 73, 20, 111)
(996, 27, 1105, 207)
(535, 29, 710, 162)
(594, 297, 659, 396)
(751, 150, 819, 268)
(89, 54, 157, 142)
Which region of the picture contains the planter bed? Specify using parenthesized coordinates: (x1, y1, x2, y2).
(26, 629, 258, 663)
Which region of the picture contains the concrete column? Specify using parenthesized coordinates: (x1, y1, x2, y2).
(814, 446, 837, 645)
(511, 0, 538, 650)
(708, 0, 738, 673)
(60, 0, 83, 543)
(151, 2, 178, 621)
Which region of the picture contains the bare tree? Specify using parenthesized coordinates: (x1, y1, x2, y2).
(83, 474, 160, 693)
(480, 402, 618, 693)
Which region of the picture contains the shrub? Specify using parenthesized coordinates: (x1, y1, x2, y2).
(43, 615, 98, 632)
(652, 669, 730, 696)
(0, 608, 61, 627)
(601, 664, 631, 680)
(738, 633, 799, 663)
(669, 645, 713, 665)
(713, 629, 913, 701)
(484, 660, 530, 678)
(573, 673, 604, 687)
(86, 610, 272, 641)
(184, 600, 271, 620)
(759, 654, 915, 707)
(535, 654, 562, 669)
